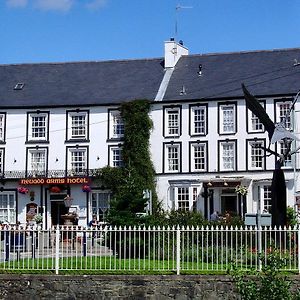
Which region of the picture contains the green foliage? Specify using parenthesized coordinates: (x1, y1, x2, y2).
(286, 206, 298, 227)
(94, 100, 159, 226)
(144, 210, 208, 227)
(231, 250, 298, 300)
(120, 99, 158, 210)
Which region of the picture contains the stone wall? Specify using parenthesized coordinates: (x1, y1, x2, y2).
(0, 274, 298, 299)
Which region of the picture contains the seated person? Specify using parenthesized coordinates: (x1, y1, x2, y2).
(88, 214, 98, 227)
(210, 211, 220, 221)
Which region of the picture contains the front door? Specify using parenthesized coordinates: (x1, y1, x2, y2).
(221, 194, 237, 214)
(51, 201, 69, 225)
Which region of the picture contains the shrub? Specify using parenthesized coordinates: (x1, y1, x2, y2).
(231, 249, 299, 300)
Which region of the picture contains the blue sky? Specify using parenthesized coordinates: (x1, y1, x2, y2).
(1, 0, 300, 64)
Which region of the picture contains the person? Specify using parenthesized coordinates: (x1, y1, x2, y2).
(72, 211, 79, 226)
(88, 214, 98, 245)
(88, 214, 98, 228)
(210, 211, 219, 222)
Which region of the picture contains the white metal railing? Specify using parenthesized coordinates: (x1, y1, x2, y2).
(0, 225, 299, 274)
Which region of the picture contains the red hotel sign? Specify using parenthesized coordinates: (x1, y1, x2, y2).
(19, 177, 90, 185)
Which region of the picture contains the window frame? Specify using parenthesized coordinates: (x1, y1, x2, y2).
(0, 148, 5, 175)
(108, 145, 124, 167)
(163, 142, 182, 173)
(189, 141, 208, 172)
(274, 99, 293, 130)
(0, 191, 16, 224)
(26, 111, 50, 143)
(26, 147, 48, 176)
(261, 185, 272, 213)
(163, 106, 182, 138)
(246, 100, 265, 134)
(189, 104, 208, 136)
(246, 139, 266, 171)
(277, 139, 293, 169)
(91, 190, 112, 223)
(66, 146, 89, 176)
(169, 184, 200, 211)
(108, 109, 125, 140)
(0, 112, 7, 144)
(218, 102, 237, 135)
(66, 109, 89, 142)
(218, 140, 237, 172)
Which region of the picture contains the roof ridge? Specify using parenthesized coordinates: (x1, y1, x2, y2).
(186, 47, 300, 58)
(0, 56, 164, 67)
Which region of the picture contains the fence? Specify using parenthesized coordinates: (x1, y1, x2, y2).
(0, 225, 299, 274)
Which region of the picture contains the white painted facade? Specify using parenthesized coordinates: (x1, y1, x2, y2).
(0, 41, 299, 228)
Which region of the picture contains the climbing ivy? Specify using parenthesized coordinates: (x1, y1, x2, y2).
(94, 100, 159, 226)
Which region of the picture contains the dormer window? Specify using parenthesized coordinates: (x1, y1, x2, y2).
(14, 83, 24, 90)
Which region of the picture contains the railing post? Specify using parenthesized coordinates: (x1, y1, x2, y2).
(298, 225, 300, 274)
(55, 227, 60, 275)
(176, 226, 181, 275)
(257, 225, 262, 271)
(83, 231, 87, 257)
(5, 230, 9, 261)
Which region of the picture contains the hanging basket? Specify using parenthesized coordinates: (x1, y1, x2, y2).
(82, 184, 91, 192)
(50, 186, 61, 193)
(17, 186, 29, 194)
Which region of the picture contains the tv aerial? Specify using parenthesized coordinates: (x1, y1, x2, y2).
(175, 4, 193, 41)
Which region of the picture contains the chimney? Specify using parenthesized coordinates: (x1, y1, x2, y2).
(164, 38, 189, 68)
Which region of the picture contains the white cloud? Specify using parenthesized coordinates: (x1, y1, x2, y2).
(34, 0, 74, 12)
(86, 0, 107, 11)
(6, 0, 28, 8)
(6, 0, 108, 11)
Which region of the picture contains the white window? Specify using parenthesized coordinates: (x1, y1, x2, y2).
(68, 148, 87, 175)
(91, 191, 111, 222)
(279, 140, 292, 168)
(0, 193, 16, 224)
(165, 144, 180, 173)
(191, 143, 207, 171)
(0, 149, 4, 174)
(0, 114, 5, 142)
(109, 146, 123, 167)
(263, 185, 272, 213)
(190, 105, 206, 135)
(67, 111, 88, 140)
(28, 113, 48, 141)
(248, 101, 264, 132)
(220, 141, 236, 171)
(170, 186, 200, 211)
(219, 104, 236, 134)
(276, 101, 292, 129)
(109, 110, 124, 139)
(248, 140, 264, 170)
(28, 148, 47, 176)
(164, 107, 180, 137)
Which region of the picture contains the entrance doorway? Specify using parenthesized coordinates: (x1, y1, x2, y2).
(50, 194, 68, 225)
(221, 194, 237, 214)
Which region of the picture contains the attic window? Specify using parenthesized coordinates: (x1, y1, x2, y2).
(14, 83, 24, 90)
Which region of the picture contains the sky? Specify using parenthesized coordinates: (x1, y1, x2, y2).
(1, 0, 300, 64)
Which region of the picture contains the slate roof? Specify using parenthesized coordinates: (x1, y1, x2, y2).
(0, 58, 165, 108)
(1, 47, 300, 108)
(163, 48, 300, 101)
